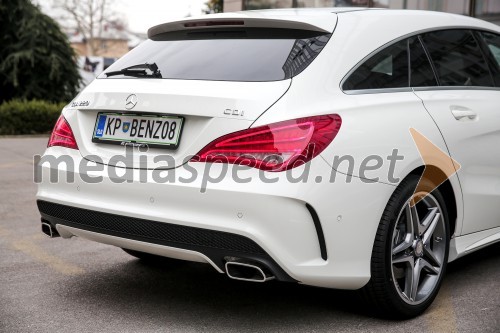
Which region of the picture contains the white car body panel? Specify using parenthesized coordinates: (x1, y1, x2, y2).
(450, 226, 500, 261)
(414, 89, 500, 234)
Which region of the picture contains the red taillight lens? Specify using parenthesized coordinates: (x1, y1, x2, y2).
(191, 114, 342, 171)
(47, 116, 78, 150)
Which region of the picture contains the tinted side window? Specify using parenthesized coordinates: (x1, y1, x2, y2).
(409, 36, 438, 87)
(421, 30, 494, 87)
(479, 31, 500, 86)
(343, 39, 408, 90)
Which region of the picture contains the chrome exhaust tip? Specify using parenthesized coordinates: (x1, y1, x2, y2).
(41, 220, 59, 238)
(225, 261, 275, 282)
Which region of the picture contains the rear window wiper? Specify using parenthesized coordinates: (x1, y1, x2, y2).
(106, 63, 162, 78)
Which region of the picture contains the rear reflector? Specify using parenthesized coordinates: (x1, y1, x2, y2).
(191, 114, 341, 171)
(47, 115, 78, 150)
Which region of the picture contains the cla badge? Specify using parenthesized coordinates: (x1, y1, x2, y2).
(125, 94, 137, 110)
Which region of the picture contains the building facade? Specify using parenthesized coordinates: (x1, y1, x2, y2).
(223, 0, 500, 25)
(70, 38, 129, 59)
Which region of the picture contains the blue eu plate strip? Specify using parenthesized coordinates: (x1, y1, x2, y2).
(94, 115, 107, 137)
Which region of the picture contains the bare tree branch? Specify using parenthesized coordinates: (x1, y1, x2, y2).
(52, 0, 120, 56)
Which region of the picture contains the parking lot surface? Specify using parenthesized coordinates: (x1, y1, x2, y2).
(0, 137, 499, 332)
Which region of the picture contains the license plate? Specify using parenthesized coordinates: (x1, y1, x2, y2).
(92, 113, 184, 149)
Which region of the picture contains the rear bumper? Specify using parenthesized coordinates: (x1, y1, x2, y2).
(38, 200, 295, 282)
(36, 147, 395, 289)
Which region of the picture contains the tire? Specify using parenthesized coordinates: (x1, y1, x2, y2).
(362, 175, 450, 319)
(122, 248, 183, 265)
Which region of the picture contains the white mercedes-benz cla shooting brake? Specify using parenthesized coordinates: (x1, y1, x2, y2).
(37, 8, 500, 318)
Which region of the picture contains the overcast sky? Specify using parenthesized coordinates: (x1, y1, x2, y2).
(36, 0, 209, 33)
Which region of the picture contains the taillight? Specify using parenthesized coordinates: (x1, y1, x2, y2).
(184, 20, 244, 28)
(47, 115, 78, 150)
(191, 114, 341, 171)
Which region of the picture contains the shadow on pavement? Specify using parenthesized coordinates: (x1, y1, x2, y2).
(59, 241, 500, 329)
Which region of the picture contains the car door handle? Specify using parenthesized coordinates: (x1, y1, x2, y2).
(450, 107, 477, 121)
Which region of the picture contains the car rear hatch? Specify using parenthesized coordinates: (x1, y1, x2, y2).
(72, 12, 337, 169)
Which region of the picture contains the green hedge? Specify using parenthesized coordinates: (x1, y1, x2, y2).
(0, 100, 66, 135)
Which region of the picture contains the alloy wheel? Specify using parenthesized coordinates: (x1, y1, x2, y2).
(390, 192, 447, 305)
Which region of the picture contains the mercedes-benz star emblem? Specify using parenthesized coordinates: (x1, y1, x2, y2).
(125, 94, 138, 110)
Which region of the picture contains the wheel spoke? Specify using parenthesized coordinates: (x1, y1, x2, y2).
(393, 253, 414, 264)
(392, 233, 413, 255)
(404, 203, 416, 237)
(410, 258, 423, 301)
(403, 256, 415, 298)
(408, 203, 421, 237)
(420, 257, 440, 275)
(424, 246, 441, 267)
(422, 208, 440, 244)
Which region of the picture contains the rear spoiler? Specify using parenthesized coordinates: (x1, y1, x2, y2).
(148, 17, 331, 39)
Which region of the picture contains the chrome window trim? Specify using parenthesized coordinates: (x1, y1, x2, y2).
(343, 86, 500, 95)
(412, 86, 500, 92)
(340, 26, 500, 95)
(343, 87, 413, 95)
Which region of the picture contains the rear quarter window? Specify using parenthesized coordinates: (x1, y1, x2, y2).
(342, 39, 409, 91)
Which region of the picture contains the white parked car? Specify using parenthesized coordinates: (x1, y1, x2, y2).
(37, 8, 500, 318)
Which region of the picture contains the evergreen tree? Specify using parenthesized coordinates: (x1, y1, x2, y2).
(0, 0, 81, 103)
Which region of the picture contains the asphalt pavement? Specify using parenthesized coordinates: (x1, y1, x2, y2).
(0, 137, 499, 333)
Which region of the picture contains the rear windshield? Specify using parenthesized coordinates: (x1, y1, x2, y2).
(98, 29, 331, 82)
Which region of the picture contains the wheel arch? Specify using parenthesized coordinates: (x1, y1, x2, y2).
(404, 165, 458, 238)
